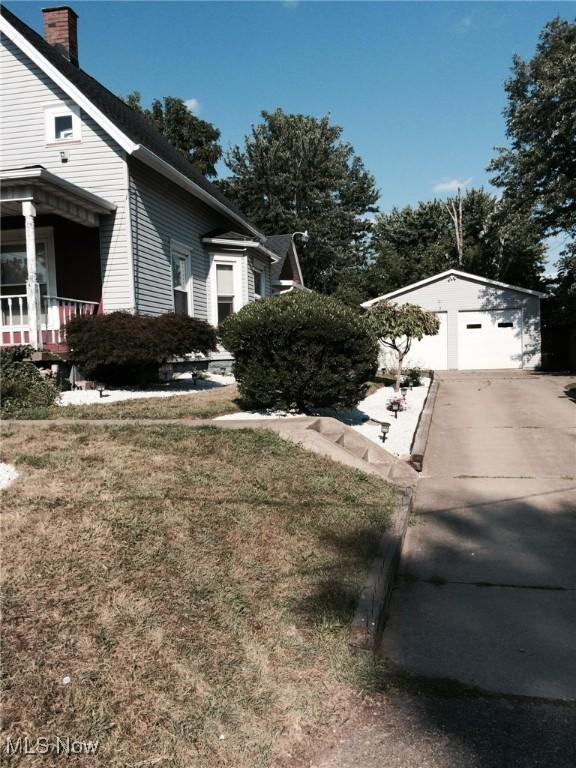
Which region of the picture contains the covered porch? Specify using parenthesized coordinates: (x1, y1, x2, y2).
(1, 167, 116, 351)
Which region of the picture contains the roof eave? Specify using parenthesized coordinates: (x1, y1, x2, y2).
(0, 13, 138, 155)
(290, 241, 305, 286)
(1, 166, 117, 214)
(361, 268, 546, 307)
(130, 147, 266, 241)
(202, 235, 279, 262)
(1, 11, 265, 240)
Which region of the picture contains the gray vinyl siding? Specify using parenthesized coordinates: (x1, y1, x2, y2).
(390, 274, 541, 369)
(128, 159, 234, 319)
(0, 35, 133, 311)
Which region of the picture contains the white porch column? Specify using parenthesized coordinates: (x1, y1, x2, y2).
(22, 201, 42, 350)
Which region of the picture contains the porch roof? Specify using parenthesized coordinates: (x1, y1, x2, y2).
(0, 166, 116, 227)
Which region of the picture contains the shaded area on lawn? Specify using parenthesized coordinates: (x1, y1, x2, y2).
(0, 423, 395, 767)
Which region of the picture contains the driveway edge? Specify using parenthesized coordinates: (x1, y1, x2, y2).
(349, 486, 413, 652)
(410, 373, 439, 472)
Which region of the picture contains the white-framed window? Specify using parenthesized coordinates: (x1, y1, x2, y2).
(208, 255, 243, 325)
(254, 268, 264, 300)
(171, 240, 192, 315)
(216, 264, 235, 323)
(45, 102, 82, 144)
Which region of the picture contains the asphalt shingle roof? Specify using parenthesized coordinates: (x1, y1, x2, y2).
(266, 234, 303, 283)
(1, 4, 257, 234)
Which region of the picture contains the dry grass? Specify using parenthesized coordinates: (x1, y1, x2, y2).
(0, 423, 395, 767)
(13, 384, 240, 421)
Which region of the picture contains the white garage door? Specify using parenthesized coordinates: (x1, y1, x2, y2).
(458, 309, 522, 369)
(404, 312, 448, 370)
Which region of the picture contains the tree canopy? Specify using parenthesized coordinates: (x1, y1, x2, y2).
(361, 189, 546, 300)
(488, 19, 576, 251)
(124, 92, 222, 178)
(367, 301, 440, 390)
(488, 17, 576, 336)
(220, 109, 379, 292)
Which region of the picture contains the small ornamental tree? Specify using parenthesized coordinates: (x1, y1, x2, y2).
(66, 312, 217, 386)
(219, 291, 378, 412)
(367, 301, 440, 391)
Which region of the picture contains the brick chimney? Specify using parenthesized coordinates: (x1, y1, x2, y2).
(42, 6, 78, 66)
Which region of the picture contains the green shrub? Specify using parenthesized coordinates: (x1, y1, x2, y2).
(1, 345, 59, 417)
(220, 292, 378, 412)
(66, 312, 217, 386)
(406, 366, 423, 386)
(155, 312, 218, 357)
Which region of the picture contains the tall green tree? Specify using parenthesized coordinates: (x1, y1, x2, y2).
(220, 109, 379, 291)
(488, 17, 576, 343)
(124, 92, 222, 178)
(488, 19, 576, 256)
(363, 189, 546, 300)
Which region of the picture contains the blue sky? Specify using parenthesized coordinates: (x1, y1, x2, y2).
(11, 1, 575, 267)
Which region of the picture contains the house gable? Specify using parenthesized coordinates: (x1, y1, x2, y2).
(362, 269, 546, 307)
(0, 31, 134, 311)
(0, 4, 263, 240)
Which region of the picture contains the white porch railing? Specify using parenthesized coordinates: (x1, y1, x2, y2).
(0, 294, 99, 346)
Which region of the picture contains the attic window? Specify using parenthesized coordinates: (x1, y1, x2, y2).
(498, 322, 513, 328)
(45, 103, 81, 144)
(466, 323, 482, 329)
(55, 115, 73, 140)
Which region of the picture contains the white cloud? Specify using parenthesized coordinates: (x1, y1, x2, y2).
(432, 177, 473, 194)
(184, 98, 200, 115)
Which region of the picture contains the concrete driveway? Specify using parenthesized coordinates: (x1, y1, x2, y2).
(381, 371, 576, 700)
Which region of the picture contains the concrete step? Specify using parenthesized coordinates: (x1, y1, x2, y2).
(304, 417, 418, 486)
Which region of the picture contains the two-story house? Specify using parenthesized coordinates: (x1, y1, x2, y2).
(0, 4, 305, 358)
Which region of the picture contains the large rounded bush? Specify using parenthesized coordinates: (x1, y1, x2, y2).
(66, 312, 217, 386)
(220, 292, 378, 411)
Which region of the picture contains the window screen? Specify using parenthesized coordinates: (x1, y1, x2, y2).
(171, 247, 190, 315)
(217, 265, 235, 323)
(216, 265, 234, 295)
(54, 114, 73, 140)
(254, 270, 263, 298)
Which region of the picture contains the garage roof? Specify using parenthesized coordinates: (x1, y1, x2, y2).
(361, 269, 547, 307)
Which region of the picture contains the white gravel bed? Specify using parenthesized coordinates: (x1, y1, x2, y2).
(0, 462, 18, 491)
(173, 371, 235, 386)
(216, 378, 430, 458)
(346, 378, 430, 457)
(58, 373, 234, 407)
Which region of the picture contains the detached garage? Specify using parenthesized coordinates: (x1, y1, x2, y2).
(362, 269, 546, 370)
